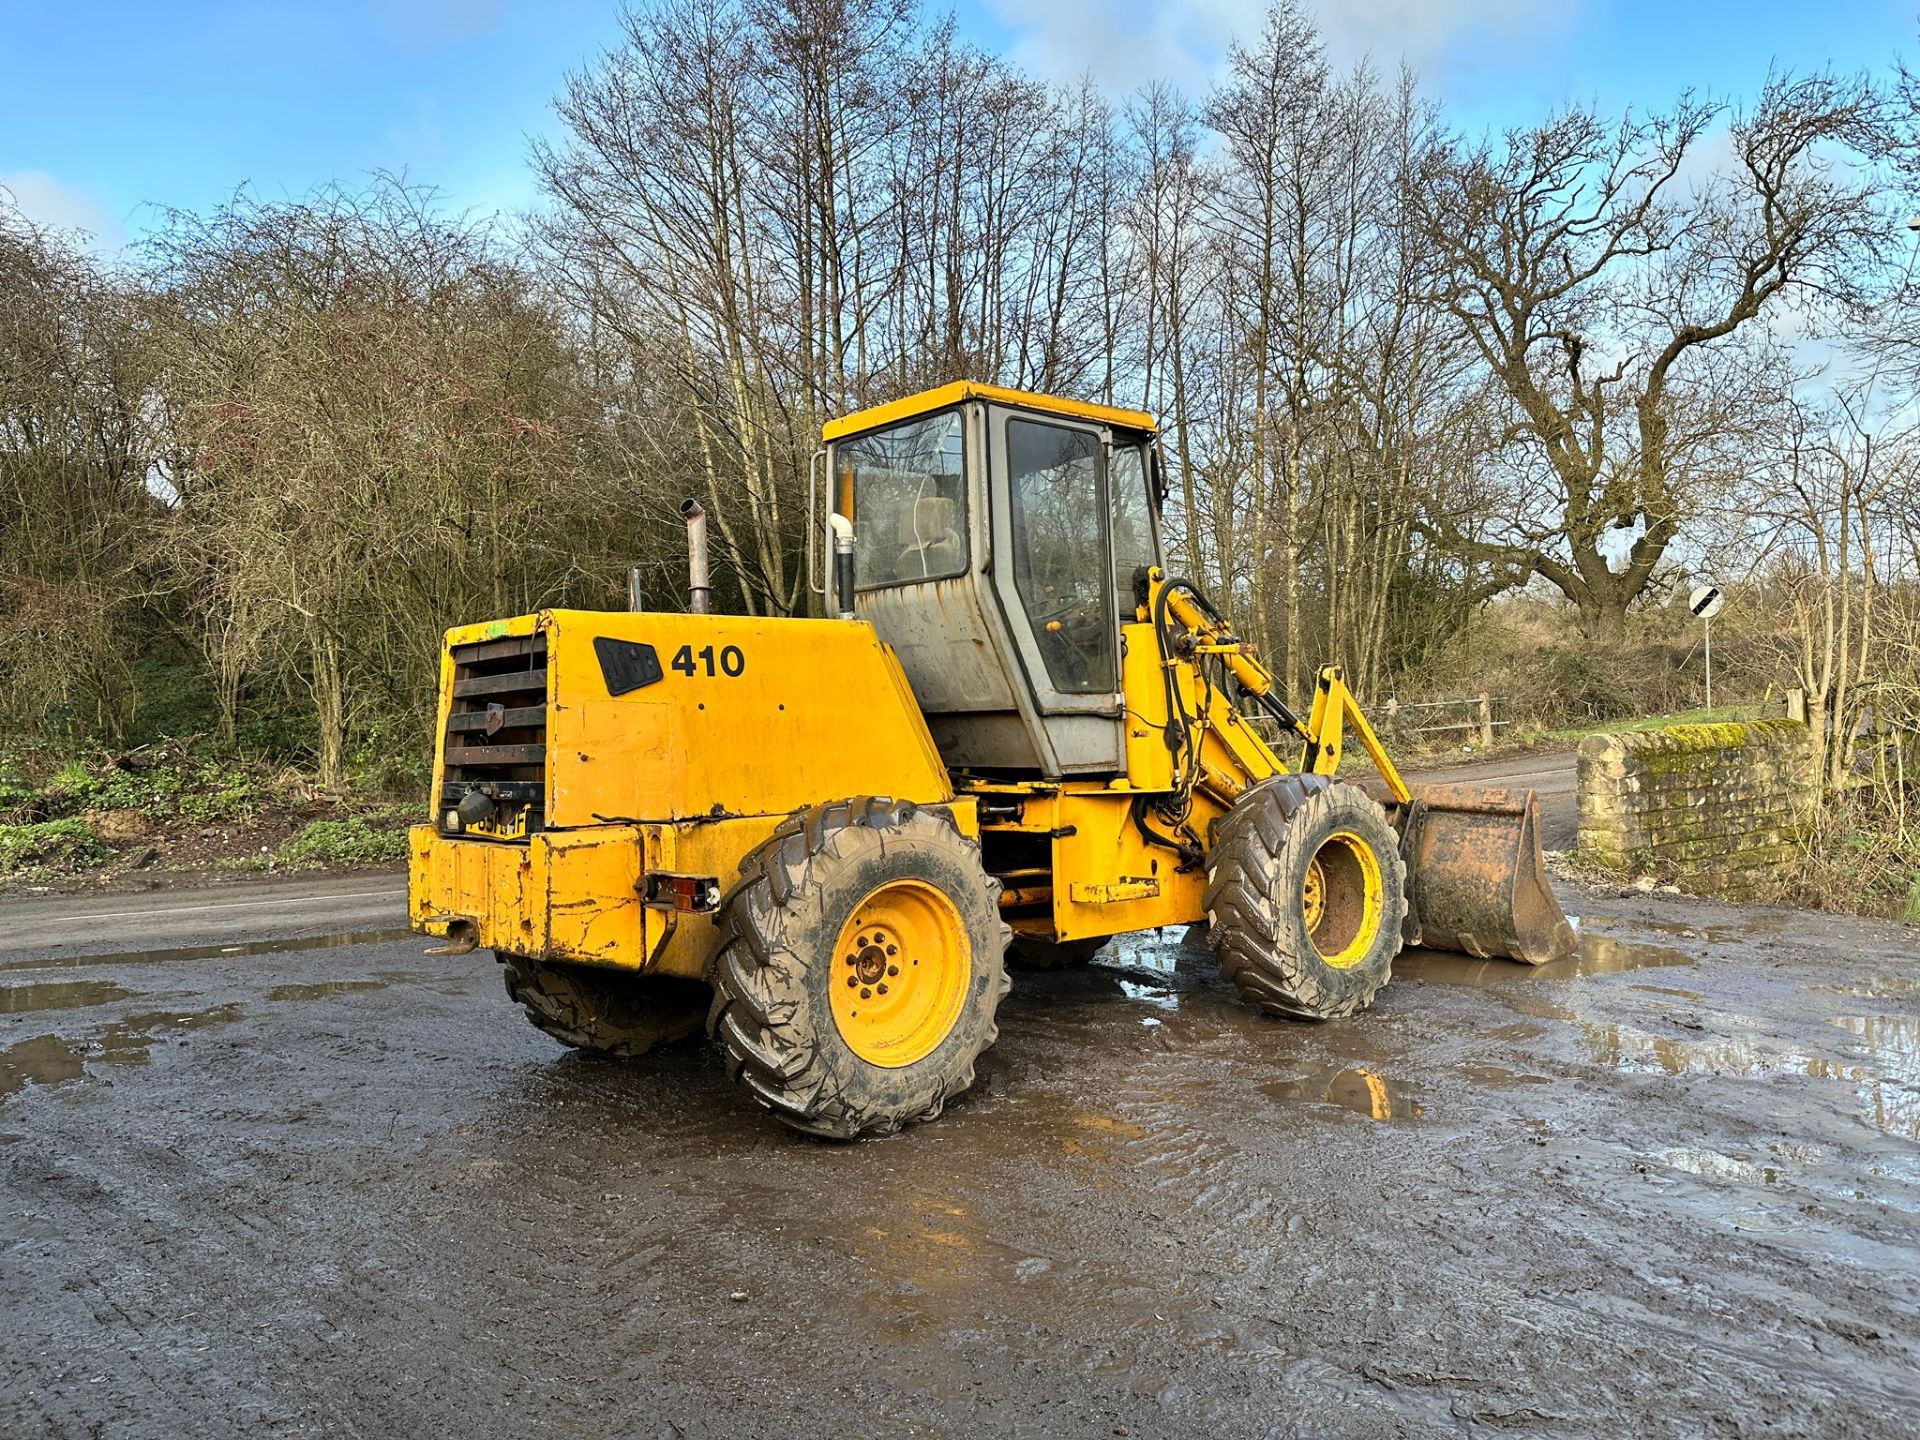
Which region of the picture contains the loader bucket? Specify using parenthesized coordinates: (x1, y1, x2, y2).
(1397, 784, 1575, 965)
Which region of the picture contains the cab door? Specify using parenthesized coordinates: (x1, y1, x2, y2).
(985, 405, 1124, 775)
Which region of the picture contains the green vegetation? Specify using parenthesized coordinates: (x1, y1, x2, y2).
(1524, 704, 1786, 748)
(0, 742, 412, 885)
(276, 817, 410, 868)
(0, 818, 112, 874)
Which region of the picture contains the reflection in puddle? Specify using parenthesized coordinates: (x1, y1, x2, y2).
(1, 980, 138, 1014)
(1632, 984, 1704, 1002)
(1814, 977, 1920, 999)
(1263, 1067, 1422, 1122)
(266, 980, 387, 1002)
(0, 928, 416, 973)
(1073, 1110, 1148, 1140)
(1097, 933, 1184, 975)
(1656, 1147, 1784, 1185)
(1830, 1016, 1920, 1142)
(1116, 979, 1179, 1012)
(1582, 1014, 1920, 1141)
(1404, 932, 1693, 987)
(1459, 1063, 1552, 1089)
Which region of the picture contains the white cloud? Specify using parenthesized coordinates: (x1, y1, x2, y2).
(987, 0, 1571, 96)
(0, 170, 127, 252)
(372, 0, 505, 49)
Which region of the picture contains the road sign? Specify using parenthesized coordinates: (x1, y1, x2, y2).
(1688, 584, 1724, 708)
(1689, 584, 1724, 620)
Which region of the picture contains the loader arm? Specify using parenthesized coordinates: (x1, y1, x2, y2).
(1148, 573, 1408, 804)
(1300, 666, 1411, 805)
(1144, 569, 1573, 965)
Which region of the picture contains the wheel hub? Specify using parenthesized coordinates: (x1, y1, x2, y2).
(830, 879, 972, 1067)
(1301, 831, 1385, 969)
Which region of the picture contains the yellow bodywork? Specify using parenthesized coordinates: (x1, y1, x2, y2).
(409, 584, 1404, 965)
(410, 381, 1559, 995)
(410, 608, 966, 979)
(822, 379, 1155, 442)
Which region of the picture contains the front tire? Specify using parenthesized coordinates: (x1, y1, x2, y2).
(1204, 775, 1408, 1020)
(709, 798, 1011, 1140)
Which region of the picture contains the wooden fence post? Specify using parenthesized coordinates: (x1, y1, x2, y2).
(1478, 694, 1493, 749)
(1383, 698, 1398, 743)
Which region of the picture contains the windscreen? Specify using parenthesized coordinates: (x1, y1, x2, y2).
(837, 411, 967, 589)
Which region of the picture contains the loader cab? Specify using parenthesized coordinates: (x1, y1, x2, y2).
(823, 382, 1163, 778)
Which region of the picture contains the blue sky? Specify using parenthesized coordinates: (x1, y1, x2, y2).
(3, 0, 1912, 251)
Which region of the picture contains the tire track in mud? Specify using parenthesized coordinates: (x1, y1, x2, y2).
(2, 892, 1918, 1438)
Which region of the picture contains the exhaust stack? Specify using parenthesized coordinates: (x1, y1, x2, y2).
(829, 512, 856, 619)
(681, 498, 711, 615)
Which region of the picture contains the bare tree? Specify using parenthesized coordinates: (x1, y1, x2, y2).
(1413, 75, 1896, 639)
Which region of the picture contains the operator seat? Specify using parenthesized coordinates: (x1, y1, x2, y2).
(896, 495, 962, 580)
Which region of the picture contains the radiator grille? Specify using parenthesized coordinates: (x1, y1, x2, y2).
(440, 633, 547, 836)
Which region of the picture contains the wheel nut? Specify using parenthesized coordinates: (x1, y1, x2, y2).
(846, 976, 857, 987)
(860, 987, 871, 999)
(886, 944, 897, 955)
(877, 983, 888, 995)
(887, 965, 898, 977)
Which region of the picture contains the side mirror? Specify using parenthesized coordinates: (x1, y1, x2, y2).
(1149, 440, 1171, 511)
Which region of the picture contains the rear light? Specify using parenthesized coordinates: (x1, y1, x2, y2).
(642, 873, 721, 914)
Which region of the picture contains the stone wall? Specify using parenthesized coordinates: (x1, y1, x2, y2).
(1577, 720, 1817, 893)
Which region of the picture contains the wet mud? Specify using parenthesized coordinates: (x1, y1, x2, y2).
(2, 884, 1917, 1437)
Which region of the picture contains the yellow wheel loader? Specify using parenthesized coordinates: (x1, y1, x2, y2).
(410, 382, 1572, 1139)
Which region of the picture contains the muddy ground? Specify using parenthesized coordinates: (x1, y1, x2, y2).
(2, 883, 1917, 1438)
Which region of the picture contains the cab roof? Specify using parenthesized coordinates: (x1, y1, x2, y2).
(821, 381, 1157, 442)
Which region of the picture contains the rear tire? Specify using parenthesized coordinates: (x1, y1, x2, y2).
(709, 798, 1011, 1140)
(499, 952, 708, 1058)
(1204, 775, 1408, 1020)
(1007, 935, 1108, 969)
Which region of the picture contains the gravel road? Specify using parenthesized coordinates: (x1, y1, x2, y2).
(3, 866, 1916, 1438)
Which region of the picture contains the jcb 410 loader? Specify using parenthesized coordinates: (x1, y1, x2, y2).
(411, 383, 1573, 1138)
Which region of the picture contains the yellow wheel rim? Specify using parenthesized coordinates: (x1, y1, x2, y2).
(830, 879, 972, 1068)
(1301, 831, 1385, 969)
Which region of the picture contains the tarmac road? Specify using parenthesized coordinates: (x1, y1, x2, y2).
(3, 853, 1918, 1437)
(1410, 749, 1579, 851)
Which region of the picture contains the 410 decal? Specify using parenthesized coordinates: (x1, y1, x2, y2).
(670, 643, 746, 678)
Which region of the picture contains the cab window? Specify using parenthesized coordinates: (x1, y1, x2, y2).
(839, 411, 966, 589)
(1007, 417, 1116, 694)
(1110, 443, 1157, 617)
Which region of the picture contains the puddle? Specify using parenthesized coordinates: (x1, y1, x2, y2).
(1583, 1015, 1920, 1141)
(1404, 932, 1693, 988)
(1072, 1111, 1148, 1140)
(0, 1003, 245, 1103)
(266, 980, 388, 1002)
(1812, 977, 1920, 999)
(0, 1034, 86, 1098)
(1632, 984, 1704, 1002)
(92, 1004, 247, 1068)
(1458, 1063, 1552, 1089)
(1656, 1146, 1784, 1185)
(1263, 1066, 1423, 1122)
(0, 928, 416, 973)
(1096, 933, 1185, 975)
(1, 980, 138, 1014)
(1115, 979, 1179, 1012)
(1829, 1016, 1920, 1141)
